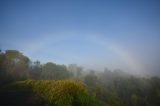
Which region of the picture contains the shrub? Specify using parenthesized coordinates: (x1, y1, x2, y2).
(24, 80, 102, 106)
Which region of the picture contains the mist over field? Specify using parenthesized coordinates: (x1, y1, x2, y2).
(0, 0, 160, 106)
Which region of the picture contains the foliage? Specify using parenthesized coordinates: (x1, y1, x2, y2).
(24, 80, 102, 106)
(1, 49, 160, 106)
(40, 62, 71, 80)
(0, 50, 30, 84)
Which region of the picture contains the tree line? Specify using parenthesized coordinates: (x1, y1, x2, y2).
(0, 50, 160, 106)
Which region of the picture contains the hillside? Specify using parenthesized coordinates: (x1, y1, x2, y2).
(0, 80, 102, 106)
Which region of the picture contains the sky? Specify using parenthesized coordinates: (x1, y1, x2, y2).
(0, 0, 160, 76)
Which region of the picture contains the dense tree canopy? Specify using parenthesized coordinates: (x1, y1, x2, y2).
(0, 50, 30, 84)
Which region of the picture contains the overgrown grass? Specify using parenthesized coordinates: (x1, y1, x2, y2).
(25, 80, 102, 106)
(1, 80, 103, 106)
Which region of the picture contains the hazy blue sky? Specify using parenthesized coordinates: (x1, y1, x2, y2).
(0, 0, 160, 75)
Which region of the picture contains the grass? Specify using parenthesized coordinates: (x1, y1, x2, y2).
(0, 80, 103, 106)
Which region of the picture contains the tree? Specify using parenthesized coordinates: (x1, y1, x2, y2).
(41, 62, 71, 80)
(29, 60, 42, 79)
(0, 50, 30, 84)
(84, 70, 98, 88)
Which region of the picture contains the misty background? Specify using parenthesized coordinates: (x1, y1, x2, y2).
(0, 0, 160, 76)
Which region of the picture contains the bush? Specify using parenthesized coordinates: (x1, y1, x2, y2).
(24, 80, 102, 106)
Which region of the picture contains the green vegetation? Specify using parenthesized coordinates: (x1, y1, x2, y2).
(25, 80, 101, 106)
(0, 50, 160, 106)
(0, 80, 102, 106)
